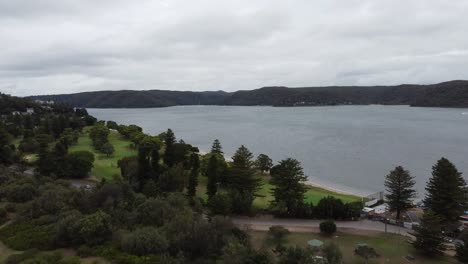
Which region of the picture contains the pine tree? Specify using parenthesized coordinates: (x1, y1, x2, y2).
(226, 145, 261, 213)
(211, 139, 223, 155)
(384, 166, 416, 220)
(424, 158, 467, 226)
(411, 210, 446, 256)
(206, 155, 219, 199)
(164, 129, 176, 167)
(188, 153, 199, 197)
(270, 158, 307, 216)
(150, 148, 160, 181)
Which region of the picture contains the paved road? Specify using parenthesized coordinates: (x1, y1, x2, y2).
(232, 217, 411, 236)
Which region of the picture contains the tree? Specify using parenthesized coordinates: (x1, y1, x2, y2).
(65, 151, 95, 178)
(121, 227, 169, 255)
(255, 154, 273, 174)
(322, 242, 343, 264)
(319, 220, 337, 235)
(267, 225, 289, 251)
(211, 139, 223, 155)
(270, 158, 307, 216)
(187, 153, 199, 197)
(354, 244, 378, 264)
(106, 120, 119, 130)
(89, 124, 109, 151)
(456, 235, 468, 263)
(164, 128, 176, 167)
(411, 210, 446, 256)
(77, 211, 112, 245)
(159, 164, 188, 192)
(278, 247, 317, 264)
(0, 127, 15, 164)
(206, 155, 220, 199)
(226, 145, 261, 213)
(424, 158, 467, 227)
(384, 166, 416, 220)
(207, 192, 232, 216)
(101, 142, 115, 157)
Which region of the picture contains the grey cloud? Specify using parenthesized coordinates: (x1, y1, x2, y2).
(0, 0, 467, 96)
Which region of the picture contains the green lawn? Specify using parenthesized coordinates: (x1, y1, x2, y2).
(255, 177, 360, 209)
(69, 129, 136, 180)
(196, 175, 361, 210)
(250, 231, 456, 264)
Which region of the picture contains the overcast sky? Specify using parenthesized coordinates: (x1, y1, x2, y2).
(1, 0, 468, 96)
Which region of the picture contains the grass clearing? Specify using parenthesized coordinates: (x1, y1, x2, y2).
(250, 230, 456, 264)
(68, 128, 361, 205)
(197, 175, 361, 210)
(69, 129, 136, 180)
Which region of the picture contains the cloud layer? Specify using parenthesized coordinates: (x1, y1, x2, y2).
(1, 0, 468, 96)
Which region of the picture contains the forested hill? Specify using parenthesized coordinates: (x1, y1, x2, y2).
(29, 80, 468, 108)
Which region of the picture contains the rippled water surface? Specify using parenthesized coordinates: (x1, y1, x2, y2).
(89, 105, 468, 196)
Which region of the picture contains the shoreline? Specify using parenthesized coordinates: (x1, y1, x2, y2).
(199, 150, 363, 199)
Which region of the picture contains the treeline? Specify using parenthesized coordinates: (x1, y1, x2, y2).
(30, 80, 468, 108)
(382, 161, 468, 259)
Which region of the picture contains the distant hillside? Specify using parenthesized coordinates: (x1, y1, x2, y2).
(29, 80, 468, 108)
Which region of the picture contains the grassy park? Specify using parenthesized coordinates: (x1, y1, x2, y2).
(70, 128, 361, 207)
(250, 230, 456, 264)
(69, 129, 136, 180)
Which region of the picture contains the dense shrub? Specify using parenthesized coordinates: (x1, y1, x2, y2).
(320, 220, 337, 235)
(5, 182, 37, 203)
(0, 207, 7, 218)
(0, 222, 56, 250)
(121, 227, 169, 255)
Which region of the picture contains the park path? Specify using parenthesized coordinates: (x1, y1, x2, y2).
(232, 217, 411, 236)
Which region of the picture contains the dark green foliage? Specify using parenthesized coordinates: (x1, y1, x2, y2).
(314, 196, 345, 219)
(319, 220, 337, 235)
(76, 210, 112, 246)
(278, 246, 317, 264)
(0, 126, 15, 164)
(89, 124, 110, 151)
(106, 120, 119, 130)
(267, 225, 289, 249)
(411, 210, 447, 256)
(5, 250, 80, 264)
(18, 137, 39, 153)
(121, 227, 169, 255)
(206, 154, 220, 199)
(384, 166, 416, 220)
(322, 242, 343, 264)
(64, 151, 95, 178)
(255, 154, 273, 173)
(0, 221, 56, 250)
(187, 153, 199, 197)
(456, 235, 468, 263)
(211, 139, 223, 155)
(219, 241, 273, 264)
(207, 192, 232, 216)
(136, 136, 161, 190)
(354, 244, 379, 263)
(159, 164, 188, 193)
(118, 156, 138, 187)
(226, 145, 261, 214)
(101, 142, 115, 157)
(270, 158, 307, 216)
(164, 128, 176, 167)
(424, 158, 467, 227)
(2, 181, 37, 203)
